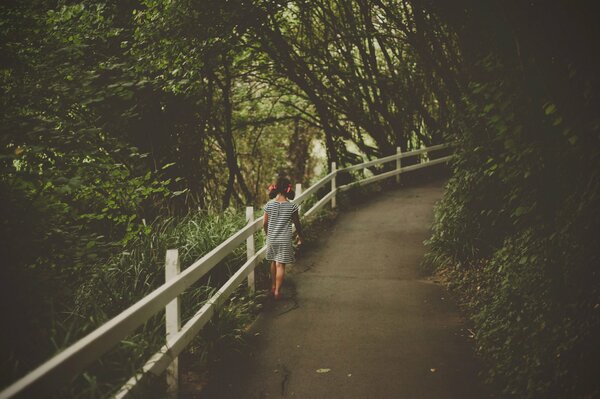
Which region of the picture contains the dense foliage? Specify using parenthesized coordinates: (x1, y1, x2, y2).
(1, 0, 597, 397)
(1, 0, 446, 396)
(424, 1, 600, 397)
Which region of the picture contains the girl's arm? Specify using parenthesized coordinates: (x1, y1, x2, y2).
(292, 210, 303, 245)
(263, 212, 268, 235)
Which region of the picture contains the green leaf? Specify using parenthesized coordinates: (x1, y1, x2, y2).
(172, 189, 189, 196)
(513, 207, 528, 217)
(544, 103, 556, 115)
(519, 256, 528, 265)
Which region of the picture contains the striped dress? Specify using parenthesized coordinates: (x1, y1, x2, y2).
(263, 200, 299, 264)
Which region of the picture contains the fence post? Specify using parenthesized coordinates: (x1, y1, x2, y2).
(396, 146, 402, 184)
(331, 162, 337, 209)
(165, 249, 181, 398)
(246, 206, 255, 293)
(295, 183, 302, 214)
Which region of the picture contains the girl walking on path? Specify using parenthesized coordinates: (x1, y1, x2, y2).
(263, 177, 304, 300)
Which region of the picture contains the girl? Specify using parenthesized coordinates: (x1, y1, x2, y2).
(263, 177, 304, 300)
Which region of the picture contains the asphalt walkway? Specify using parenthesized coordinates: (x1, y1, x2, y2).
(200, 179, 490, 398)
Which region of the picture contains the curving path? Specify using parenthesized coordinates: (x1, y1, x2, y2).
(199, 179, 490, 399)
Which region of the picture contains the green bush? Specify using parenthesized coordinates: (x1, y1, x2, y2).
(0, 207, 255, 398)
(425, 54, 600, 398)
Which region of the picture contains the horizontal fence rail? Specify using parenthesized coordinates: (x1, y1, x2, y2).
(339, 143, 452, 191)
(0, 142, 454, 399)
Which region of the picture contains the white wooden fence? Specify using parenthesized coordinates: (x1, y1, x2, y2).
(0, 143, 453, 399)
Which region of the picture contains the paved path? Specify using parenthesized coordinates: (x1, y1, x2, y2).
(201, 179, 490, 398)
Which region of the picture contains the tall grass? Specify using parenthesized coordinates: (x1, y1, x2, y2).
(39, 209, 258, 398)
(7, 180, 347, 398)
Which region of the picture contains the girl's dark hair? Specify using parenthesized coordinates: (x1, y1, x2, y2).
(269, 177, 295, 200)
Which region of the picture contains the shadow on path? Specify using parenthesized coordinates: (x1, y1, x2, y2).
(194, 179, 492, 399)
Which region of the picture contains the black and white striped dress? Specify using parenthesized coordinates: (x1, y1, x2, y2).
(264, 200, 299, 264)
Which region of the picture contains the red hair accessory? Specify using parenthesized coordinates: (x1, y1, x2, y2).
(286, 184, 292, 193)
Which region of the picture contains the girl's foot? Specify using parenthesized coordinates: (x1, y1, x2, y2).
(270, 287, 276, 296)
(274, 291, 282, 300)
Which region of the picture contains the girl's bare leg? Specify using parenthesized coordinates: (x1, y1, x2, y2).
(270, 261, 277, 293)
(275, 262, 286, 297)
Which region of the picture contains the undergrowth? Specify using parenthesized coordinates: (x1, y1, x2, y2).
(30, 189, 340, 398)
(424, 53, 600, 398)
